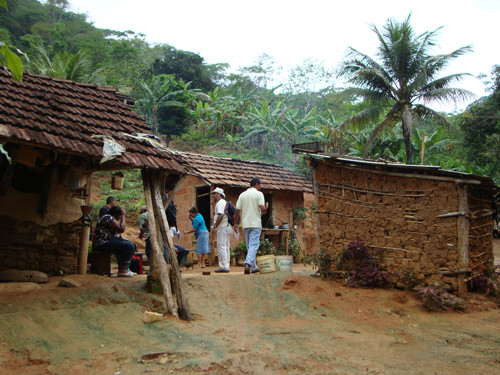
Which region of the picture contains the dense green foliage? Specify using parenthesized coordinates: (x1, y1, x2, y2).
(459, 66, 500, 177)
(1, 1, 498, 182)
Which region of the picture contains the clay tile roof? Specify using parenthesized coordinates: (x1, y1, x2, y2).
(0, 71, 184, 173)
(178, 151, 313, 192)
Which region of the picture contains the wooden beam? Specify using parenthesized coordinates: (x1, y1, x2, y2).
(164, 174, 186, 209)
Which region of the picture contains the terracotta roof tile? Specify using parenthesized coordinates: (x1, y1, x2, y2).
(178, 151, 312, 193)
(0, 71, 184, 173)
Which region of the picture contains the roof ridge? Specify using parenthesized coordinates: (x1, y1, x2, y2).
(22, 71, 119, 93)
(179, 151, 287, 169)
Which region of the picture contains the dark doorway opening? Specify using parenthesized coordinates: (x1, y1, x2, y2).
(262, 193, 273, 228)
(196, 186, 211, 229)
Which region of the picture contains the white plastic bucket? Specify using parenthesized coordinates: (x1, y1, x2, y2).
(256, 255, 276, 273)
(275, 255, 293, 272)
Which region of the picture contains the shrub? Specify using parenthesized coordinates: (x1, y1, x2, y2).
(348, 264, 386, 287)
(338, 239, 387, 287)
(257, 238, 275, 256)
(414, 286, 466, 312)
(277, 230, 302, 261)
(303, 250, 333, 278)
(231, 241, 247, 258)
(468, 265, 500, 303)
(292, 206, 307, 223)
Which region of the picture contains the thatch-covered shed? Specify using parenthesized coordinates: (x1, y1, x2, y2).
(0, 70, 185, 274)
(305, 153, 498, 294)
(170, 152, 315, 262)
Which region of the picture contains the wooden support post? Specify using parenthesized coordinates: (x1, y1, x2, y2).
(311, 165, 324, 252)
(149, 170, 192, 321)
(78, 172, 93, 274)
(78, 224, 90, 274)
(456, 184, 469, 297)
(143, 170, 178, 318)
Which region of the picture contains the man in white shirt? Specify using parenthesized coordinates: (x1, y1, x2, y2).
(234, 178, 267, 274)
(212, 187, 232, 273)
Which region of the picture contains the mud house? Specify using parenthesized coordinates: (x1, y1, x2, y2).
(0, 71, 185, 274)
(303, 152, 498, 294)
(171, 152, 315, 264)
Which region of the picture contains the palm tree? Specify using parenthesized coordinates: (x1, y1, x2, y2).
(28, 45, 104, 84)
(339, 14, 473, 163)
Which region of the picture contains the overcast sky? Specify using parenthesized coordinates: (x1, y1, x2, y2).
(68, 0, 499, 112)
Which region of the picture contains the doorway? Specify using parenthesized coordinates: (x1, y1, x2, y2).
(196, 186, 211, 229)
(262, 193, 273, 228)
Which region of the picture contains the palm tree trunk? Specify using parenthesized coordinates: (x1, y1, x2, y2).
(402, 105, 414, 163)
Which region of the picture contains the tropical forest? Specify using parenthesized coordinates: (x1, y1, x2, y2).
(1, 0, 499, 183)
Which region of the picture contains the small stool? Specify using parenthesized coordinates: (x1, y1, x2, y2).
(89, 251, 112, 275)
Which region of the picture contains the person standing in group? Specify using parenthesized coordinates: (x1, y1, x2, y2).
(184, 207, 210, 268)
(234, 177, 267, 274)
(211, 187, 232, 273)
(99, 196, 116, 218)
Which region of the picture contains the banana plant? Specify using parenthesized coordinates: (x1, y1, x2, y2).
(412, 127, 457, 165)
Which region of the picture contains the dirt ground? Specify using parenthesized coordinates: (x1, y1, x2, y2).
(0, 241, 499, 375)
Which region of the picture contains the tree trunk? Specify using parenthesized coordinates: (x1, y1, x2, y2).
(142, 171, 177, 318)
(145, 170, 192, 321)
(402, 105, 413, 163)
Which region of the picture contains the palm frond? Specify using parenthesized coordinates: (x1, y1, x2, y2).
(363, 104, 401, 157)
(412, 104, 450, 125)
(338, 106, 387, 131)
(419, 87, 475, 105)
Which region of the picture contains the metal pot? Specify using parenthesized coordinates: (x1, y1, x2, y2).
(280, 222, 290, 230)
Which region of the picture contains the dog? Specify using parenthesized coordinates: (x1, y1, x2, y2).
(184, 263, 194, 270)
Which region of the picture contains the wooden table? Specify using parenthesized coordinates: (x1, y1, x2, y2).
(260, 228, 292, 255)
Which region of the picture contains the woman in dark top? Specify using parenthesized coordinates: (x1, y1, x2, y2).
(94, 205, 136, 277)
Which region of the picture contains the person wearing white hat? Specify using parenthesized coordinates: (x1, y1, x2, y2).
(212, 187, 231, 273)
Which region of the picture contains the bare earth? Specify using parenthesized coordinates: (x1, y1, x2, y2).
(0, 243, 499, 375)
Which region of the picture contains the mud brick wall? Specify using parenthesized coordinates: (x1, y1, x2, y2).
(313, 163, 494, 288)
(467, 186, 496, 278)
(0, 216, 80, 274)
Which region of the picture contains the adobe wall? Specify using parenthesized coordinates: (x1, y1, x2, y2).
(0, 169, 88, 273)
(466, 185, 495, 278)
(313, 162, 493, 288)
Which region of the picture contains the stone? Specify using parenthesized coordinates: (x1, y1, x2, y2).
(141, 311, 164, 323)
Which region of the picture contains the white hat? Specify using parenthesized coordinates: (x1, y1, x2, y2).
(212, 187, 225, 197)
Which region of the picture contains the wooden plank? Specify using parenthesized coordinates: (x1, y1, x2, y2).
(456, 185, 469, 297)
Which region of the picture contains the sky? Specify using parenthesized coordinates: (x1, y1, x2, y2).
(68, 0, 500, 112)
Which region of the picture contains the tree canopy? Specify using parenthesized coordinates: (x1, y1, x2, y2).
(0, 2, 498, 182)
(339, 14, 473, 163)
